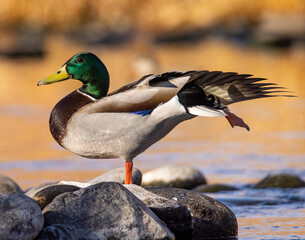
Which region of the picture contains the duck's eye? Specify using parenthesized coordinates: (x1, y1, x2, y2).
(76, 57, 84, 63)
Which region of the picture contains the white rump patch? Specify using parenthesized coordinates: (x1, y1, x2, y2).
(188, 106, 227, 117)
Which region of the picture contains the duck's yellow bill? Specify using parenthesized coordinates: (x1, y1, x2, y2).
(37, 65, 71, 86)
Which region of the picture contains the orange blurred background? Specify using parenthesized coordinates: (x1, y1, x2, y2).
(0, 0, 304, 187)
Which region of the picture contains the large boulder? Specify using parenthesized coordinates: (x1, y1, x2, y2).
(41, 182, 174, 240)
(0, 174, 23, 194)
(0, 192, 44, 240)
(148, 187, 238, 239)
(125, 184, 192, 239)
(142, 165, 207, 189)
(254, 174, 305, 188)
(89, 167, 142, 186)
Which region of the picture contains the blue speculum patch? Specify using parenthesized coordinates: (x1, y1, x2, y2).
(131, 110, 152, 116)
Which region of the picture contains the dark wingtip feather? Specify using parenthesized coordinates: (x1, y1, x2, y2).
(185, 70, 296, 105)
(265, 94, 297, 98)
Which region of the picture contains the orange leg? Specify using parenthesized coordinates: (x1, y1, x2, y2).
(125, 161, 133, 184)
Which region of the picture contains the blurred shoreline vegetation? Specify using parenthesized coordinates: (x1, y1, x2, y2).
(0, 0, 305, 58)
(1, 0, 305, 31)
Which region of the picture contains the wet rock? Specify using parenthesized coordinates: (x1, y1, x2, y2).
(43, 182, 174, 240)
(0, 174, 23, 194)
(142, 165, 207, 189)
(125, 184, 193, 239)
(254, 174, 305, 189)
(0, 192, 44, 240)
(33, 184, 80, 210)
(148, 187, 238, 239)
(25, 181, 59, 198)
(194, 183, 238, 193)
(89, 167, 142, 186)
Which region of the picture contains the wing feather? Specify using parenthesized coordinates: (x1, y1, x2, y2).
(188, 71, 294, 105)
(83, 70, 294, 114)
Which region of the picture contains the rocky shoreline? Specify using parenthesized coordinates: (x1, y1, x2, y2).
(0, 165, 304, 240)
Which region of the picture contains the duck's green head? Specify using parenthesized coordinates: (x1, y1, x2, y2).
(38, 52, 109, 99)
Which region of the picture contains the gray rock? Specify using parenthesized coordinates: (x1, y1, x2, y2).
(193, 183, 238, 193)
(25, 181, 59, 198)
(33, 184, 80, 210)
(142, 165, 207, 189)
(37, 212, 101, 240)
(125, 184, 193, 239)
(148, 187, 238, 239)
(0, 192, 44, 240)
(43, 182, 174, 240)
(0, 174, 23, 194)
(89, 167, 142, 186)
(254, 174, 305, 188)
(38, 224, 100, 240)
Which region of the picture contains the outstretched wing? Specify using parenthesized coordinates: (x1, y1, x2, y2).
(84, 70, 294, 113)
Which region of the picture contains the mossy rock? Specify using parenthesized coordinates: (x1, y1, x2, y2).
(193, 184, 238, 193)
(254, 174, 305, 189)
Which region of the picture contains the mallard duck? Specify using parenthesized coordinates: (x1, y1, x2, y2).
(38, 52, 292, 184)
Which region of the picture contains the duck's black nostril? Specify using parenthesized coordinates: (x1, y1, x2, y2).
(57, 71, 61, 74)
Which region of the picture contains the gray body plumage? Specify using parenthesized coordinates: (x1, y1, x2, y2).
(62, 96, 193, 161)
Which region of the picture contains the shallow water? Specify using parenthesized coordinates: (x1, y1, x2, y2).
(0, 37, 304, 239)
(210, 187, 305, 239)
